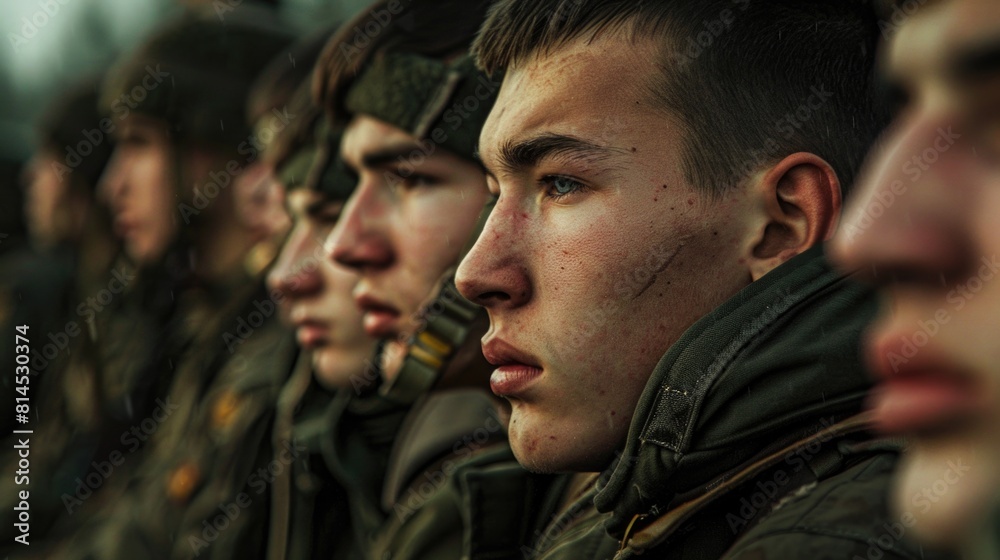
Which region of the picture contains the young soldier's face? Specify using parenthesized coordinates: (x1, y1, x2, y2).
(233, 160, 290, 245)
(831, 0, 1000, 547)
(100, 115, 178, 264)
(23, 149, 74, 248)
(268, 189, 374, 389)
(328, 116, 490, 363)
(457, 34, 757, 472)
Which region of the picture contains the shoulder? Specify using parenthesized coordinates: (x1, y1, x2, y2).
(722, 452, 954, 560)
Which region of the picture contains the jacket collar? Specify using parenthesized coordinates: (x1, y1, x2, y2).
(593, 246, 879, 536)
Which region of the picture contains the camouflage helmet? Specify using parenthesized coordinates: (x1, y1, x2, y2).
(99, 12, 293, 152)
(268, 90, 354, 204)
(37, 77, 113, 190)
(248, 30, 327, 190)
(267, 85, 321, 192)
(247, 26, 335, 129)
(313, 0, 497, 164)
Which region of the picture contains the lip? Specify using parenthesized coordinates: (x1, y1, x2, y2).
(355, 293, 401, 338)
(114, 217, 136, 239)
(866, 328, 987, 435)
(293, 319, 329, 349)
(482, 338, 543, 397)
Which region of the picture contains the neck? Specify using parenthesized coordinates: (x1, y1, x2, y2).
(192, 218, 256, 285)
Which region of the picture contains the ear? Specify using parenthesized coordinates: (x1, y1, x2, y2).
(746, 152, 842, 281)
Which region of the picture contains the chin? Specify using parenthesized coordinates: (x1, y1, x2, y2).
(508, 409, 617, 473)
(129, 238, 167, 266)
(313, 353, 352, 390)
(893, 440, 1000, 549)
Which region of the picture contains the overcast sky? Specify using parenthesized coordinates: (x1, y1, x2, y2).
(0, 0, 368, 160)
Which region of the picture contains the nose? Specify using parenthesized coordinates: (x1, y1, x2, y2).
(98, 150, 128, 207)
(268, 223, 322, 298)
(325, 180, 394, 272)
(455, 195, 532, 310)
(831, 109, 973, 282)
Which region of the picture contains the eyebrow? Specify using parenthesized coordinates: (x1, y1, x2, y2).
(358, 142, 428, 170)
(950, 35, 1000, 82)
(487, 133, 626, 177)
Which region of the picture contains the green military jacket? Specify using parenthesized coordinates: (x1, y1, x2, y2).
(556, 246, 958, 560)
(266, 368, 354, 560)
(0, 257, 173, 556)
(314, 386, 515, 559)
(34, 276, 296, 560)
(268, 373, 571, 560)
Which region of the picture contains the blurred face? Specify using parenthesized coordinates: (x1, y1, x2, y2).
(100, 115, 178, 264)
(233, 160, 291, 244)
(326, 115, 490, 373)
(23, 149, 78, 248)
(268, 189, 374, 389)
(455, 34, 756, 472)
(831, 0, 1000, 547)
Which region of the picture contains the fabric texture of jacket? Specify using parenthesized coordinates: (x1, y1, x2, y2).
(583, 246, 956, 559)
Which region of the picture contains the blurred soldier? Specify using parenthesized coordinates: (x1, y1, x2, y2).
(240, 30, 379, 559)
(232, 30, 340, 288)
(26, 11, 297, 560)
(457, 1, 955, 558)
(0, 79, 117, 549)
(1, 79, 118, 433)
(832, 0, 1000, 558)
(271, 1, 601, 558)
(264, 111, 375, 560)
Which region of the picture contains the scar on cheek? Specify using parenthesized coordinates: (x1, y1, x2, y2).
(630, 238, 691, 301)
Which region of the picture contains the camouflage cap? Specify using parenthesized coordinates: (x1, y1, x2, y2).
(247, 25, 337, 126)
(267, 88, 354, 201)
(100, 13, 293, 151)
(303, 119, 355, 202)
(263, 84, 318, 188)
(342, 52, 500, 163)
(37, 78, 113, 190)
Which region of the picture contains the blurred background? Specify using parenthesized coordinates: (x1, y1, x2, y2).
(0, 0, 370, 253)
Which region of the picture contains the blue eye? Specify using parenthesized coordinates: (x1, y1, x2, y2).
(544, 176, 585, 199)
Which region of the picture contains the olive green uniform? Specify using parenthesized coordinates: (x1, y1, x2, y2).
(8, 13, 296, 560)
(537, 247, 959, 560)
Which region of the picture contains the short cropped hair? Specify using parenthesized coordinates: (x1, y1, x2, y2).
(474, 0, 890, 196)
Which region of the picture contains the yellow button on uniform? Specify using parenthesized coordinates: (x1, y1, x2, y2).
(211, 391, 241, 431)
(167, 462, 201, 504)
